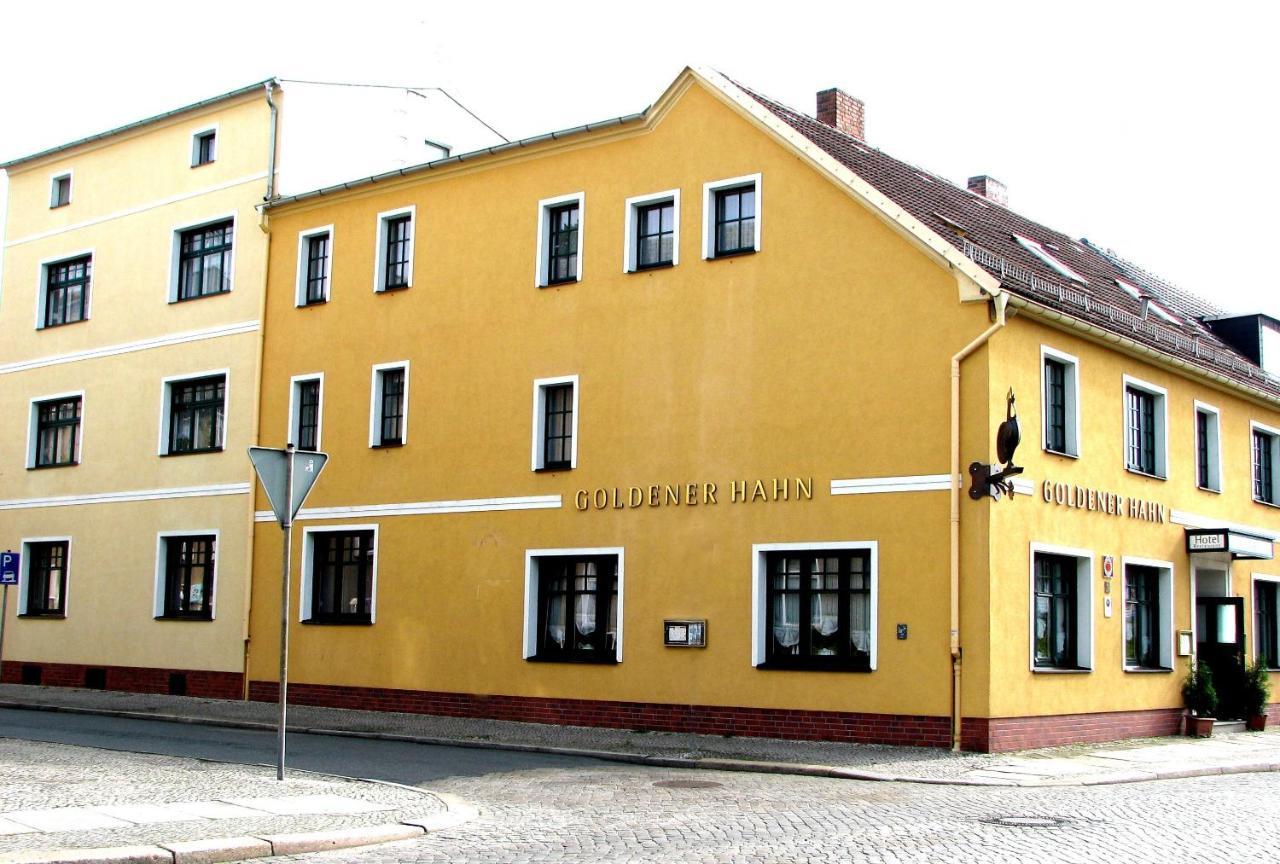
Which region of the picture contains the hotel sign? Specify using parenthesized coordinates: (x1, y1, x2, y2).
(1185, 529, 1274, 560)
(1040, 480, 1166, 524)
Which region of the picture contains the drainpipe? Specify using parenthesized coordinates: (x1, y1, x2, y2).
(264, 81, 279, 201)
(950, 291, 1009, 750)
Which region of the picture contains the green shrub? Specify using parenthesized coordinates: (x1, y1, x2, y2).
(1182, 661, 1218, 717)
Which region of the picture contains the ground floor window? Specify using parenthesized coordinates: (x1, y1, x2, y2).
(524, 549, 622, 663)
(303, 528, 376, 624)
(1031, 547, 1093, 671)
(157, 534, 215, 620)
(1123, 561, 1173, 670)
(1257, 579, 1280, 670)
(20, 540, 68, 617)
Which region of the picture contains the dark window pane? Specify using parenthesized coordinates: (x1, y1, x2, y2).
(44, 256, 91, 327)
(162, 536, 214, 619)
(296, 379, 320, 451)
(378, 369, 404, 445)
(1045, 359, 1067, 453)
(535, 555, 618, 662)
(547, 203, 579, 284)
(168, 376, 225, 454)
(309, 531, 374, 623)
(24, 541, 68, 616)
(305, 233, 330, 304)
(764, 550, 871, 670)
(1124, 566, 1161, 668)
(177, 221, 233, 300)
(636, 201, 674, 268)
(541, 383, 573, 469)
(714, 186, 756, 256)
(1256, 431, 1275, 503)
(1125, 387, 1157, 475)
(35, 396, 81, 467)
(1034, 554, 1078, 668)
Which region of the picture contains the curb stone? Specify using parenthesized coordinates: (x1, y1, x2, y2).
(1, 698, 1278, 789)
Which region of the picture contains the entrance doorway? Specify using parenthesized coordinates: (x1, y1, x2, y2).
(1195, 597, 1245, 719)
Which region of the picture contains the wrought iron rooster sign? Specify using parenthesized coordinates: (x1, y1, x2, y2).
(969, 389, 1024, 500)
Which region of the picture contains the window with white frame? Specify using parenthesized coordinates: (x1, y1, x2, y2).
(1122, 559, 1173, 671)
(703, 174, 761, 260)
(170, 216, 234, 302)
(1123, 376, 1167, 478)
(751, 541, 877, 672)
(624, 189, 679, 272)
(531, 376, 578, 471)
(28, 392, 83, 468)
(1255, 577, 1280, 670)
(523, 548, 623, 663)
(1041, 347, 1079, 457)
(289, 374, 323, 451)
(159, 371, 227, 455)
(296, 226, 333, 306)
(154, 533, 216, 620)
(191, 127, 217, 167)
(1254, 422, 1280, 506)
(1030, 545, 1093, 671)
(50, 172, 72, 208)
(38, 252, 92, 329)
(1195, 403, 1222, 492)
(19, 538, 70, 617)
(373, 207, 414, 292)
(369, 362, 409, 447)
(301, 526, 377, 624)
(536, 193, 584, 287)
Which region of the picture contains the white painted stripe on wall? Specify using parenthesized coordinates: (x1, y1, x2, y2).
(1169, 510, 1280, 542)
(0, 482, 251, 511)
(256, 494, 563, 523)
(830, 474, 952, 495)
(0, 320, 259, 375)
(1011, 477, 1035, 496)
(4, 171, 270, 248)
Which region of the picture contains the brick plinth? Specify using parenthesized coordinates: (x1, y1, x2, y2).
(962, 708, 1187, 753)
(0, 660, 242, 700)
(249, 681, 951, 747)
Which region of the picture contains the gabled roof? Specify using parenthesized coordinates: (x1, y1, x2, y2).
(713, 75, 1279, 402)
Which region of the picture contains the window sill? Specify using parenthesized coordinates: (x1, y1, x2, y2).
(756, 660, 872, 673)
(191, 161, 215, 168)
(302, 617, 373, 626)
(154, 615, 214, 622)
(299, 298, 329, 308)
(377, 284, 411, 293)
(1032, 666, 1092, 674)
(18, 612, 65, 619)
(1196, 485, 1222, 495)
(28, 462, 78, 471)
(1123, 666, 1173, 673)
(370, 442, 403, 450)
(1253, 498, 1280, 510)
(37, 318, 89, 331)
(542, 277, 580, 288)
(1124, 467, 1166, 481)
(526, 654, 618, 665)
(708, 248, 757, 261)
(161, 448, 224, 457)
(632, 261, 674, 273)
(50, 201, 70, 209)
(1044, 448, 1078, 460)
(535, 464, 572, 473)
(170, 289, 231, 304)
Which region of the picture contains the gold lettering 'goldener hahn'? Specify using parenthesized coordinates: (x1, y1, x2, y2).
(1041, 480, 1166, 524)
(575, 477, 814, 511)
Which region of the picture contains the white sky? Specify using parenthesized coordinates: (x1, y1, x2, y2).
(2, 0, 1276, 317)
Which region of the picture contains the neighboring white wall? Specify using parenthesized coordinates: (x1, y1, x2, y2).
(276, 83, 505, 197)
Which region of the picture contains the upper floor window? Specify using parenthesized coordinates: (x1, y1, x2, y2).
(50, 173, 72, 208)
(1031, 547, 1092, 671)
(191, 128, 217, 167)
(1123, 377, 1167, 478)
(536, 193, 584, 287)
(1041, 348, 1079, 457)
(176, 220, 233, 301)
(759, 547, 873, 671)
(1195, 403, 1222, 492)
(19, 540, 69, 617)
(1254, 423, 1280, 506)
(532, 376, 578, 471)
(526, 552, 620, 663)
(31, 394, 82, 468)
(40, 255, 92, 328)
(158, 534, 215, 620)
(303, 528, 376, 624)
(625, 190, 680, 272)
(296, 227, 333, 306)
(703, 174, 761, 259)
(374, 207, 414, 292)
(291, 376, 323, 452)
(165, 374, 226, 455)
(369, 363, 409, 447)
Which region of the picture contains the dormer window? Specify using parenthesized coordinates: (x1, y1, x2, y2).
(1014, 235, 1088, 284)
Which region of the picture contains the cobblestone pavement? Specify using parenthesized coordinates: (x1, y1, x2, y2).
(277, 762, 1280, 863)
(0, 738, 444, 855)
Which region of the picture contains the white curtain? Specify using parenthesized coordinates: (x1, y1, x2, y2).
(546, 594, 566, 647)
(850, 595, 870, 653)
(773, 594, 799, 648)
(574, 593, 597, 637)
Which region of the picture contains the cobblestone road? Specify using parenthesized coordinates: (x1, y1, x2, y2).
(282, 762, 1280, 863)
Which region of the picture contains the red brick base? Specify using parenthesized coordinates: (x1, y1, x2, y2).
(0, 660, 242, 700)
(962, 708, 1187, 753)
(248, 681, 953, 748)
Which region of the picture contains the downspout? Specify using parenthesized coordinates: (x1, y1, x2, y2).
(950, 291, 1009, 750)
(264, 81, 279, 201)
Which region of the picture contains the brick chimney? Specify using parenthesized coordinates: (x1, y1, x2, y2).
(967, 175, 1008, 206)
(816, 88, 865, 141)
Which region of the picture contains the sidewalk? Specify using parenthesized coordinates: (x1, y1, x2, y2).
(3, 683, 1279, 789)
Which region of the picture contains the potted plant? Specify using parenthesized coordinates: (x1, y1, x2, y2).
(1243, 657, 1272, 731)
(1182, 661, 1217, 737)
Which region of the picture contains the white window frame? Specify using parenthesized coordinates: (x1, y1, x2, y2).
(35, 248, 95, 330)
(168, 212, 237, 303)
(49, 169, 73, 208)
(153, 529, 220, 619)
(1122, 374, 1168, 479)
(623, 188, 680, 272)
(295, 224, 334, 306)
(750, 540, 878, 670)
(300, 523, 380, 624)
(288, 373, 325, 451)
(523, 546, 625, 663)
(1040, 346, 1080, 457)
(1120, 557, 1175, 672)
(1194, 401, 1223, 493)
(1028, 543, 1095, 673)
(157, 368, 230, 456)
(190, 124, 218, 167)
(18, 536, 72, 617)
(535, 192, 585, 287)
(1253, 573, 1280, 670)
(531, 374, 579, 471)
(702, 173, 762, 260)
(368, 361, 410, 447)
(1014, 235, 1088, 284)
(372, 205, 416, 293)
(26, 389, 86, 469)
(1252, 420, 1280, 506)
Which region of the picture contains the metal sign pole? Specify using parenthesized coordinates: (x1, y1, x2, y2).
(0, 584, 9, 680)
(277, 444, 295, 782)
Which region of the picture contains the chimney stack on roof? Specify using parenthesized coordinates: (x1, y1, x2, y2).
(967, 175, 1008, 207)
(816, 88, 865, 141)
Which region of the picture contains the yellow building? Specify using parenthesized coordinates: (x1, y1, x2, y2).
(0, 80, 502, 696)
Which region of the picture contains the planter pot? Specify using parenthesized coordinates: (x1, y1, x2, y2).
(1247, 714, 1268, 732)
(1186, 715, 1215, 737)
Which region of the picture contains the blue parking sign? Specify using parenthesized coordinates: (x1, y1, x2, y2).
(0, 552, 19, 585)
